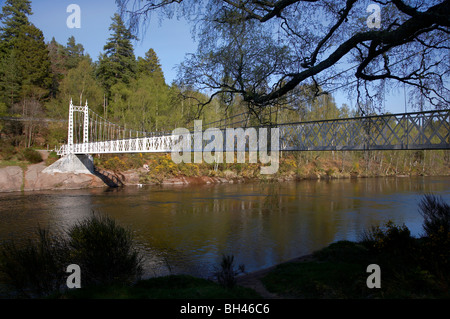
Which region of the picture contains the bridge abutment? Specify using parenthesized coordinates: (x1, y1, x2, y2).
(43, 154, 94, 175)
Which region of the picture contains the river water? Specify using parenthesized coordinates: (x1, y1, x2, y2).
(0, 176, 449, 279)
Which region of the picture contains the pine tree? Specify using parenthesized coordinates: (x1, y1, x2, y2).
(0, 0, 51, 105)
(137, 48, 164, 80)
(47, 37, 68, 97)
(96, 13, 137, 97)
(14, 24, 52, 99)
(0, 0, 32, 47)
(65, 35, 85, 70)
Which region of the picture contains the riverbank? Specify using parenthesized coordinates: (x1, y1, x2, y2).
(0, 150, 449, 192)
(58, 237, 450, 299)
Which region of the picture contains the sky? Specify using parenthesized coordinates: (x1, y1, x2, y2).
(20, 0, 411, 115)
(26, 0, 196, 85)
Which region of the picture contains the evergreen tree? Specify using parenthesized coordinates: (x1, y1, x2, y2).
(96, 13, 137, 97)
(0, 0, 51, 106)
(137, 48, 164, 80)
(47, 37, 68, 97)
(0, 49, 21, 106)
(14, 24, 52, 99)
(65, 35, 85, 70)
(0, 0, 32, 47)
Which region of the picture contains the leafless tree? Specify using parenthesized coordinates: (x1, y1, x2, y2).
(116, 0, 450, 115)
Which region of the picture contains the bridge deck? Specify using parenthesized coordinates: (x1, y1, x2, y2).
(57, 109, 450, 156)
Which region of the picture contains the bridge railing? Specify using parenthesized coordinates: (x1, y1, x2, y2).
(57, 109, 449, 155)
(277, 109, 449, 151)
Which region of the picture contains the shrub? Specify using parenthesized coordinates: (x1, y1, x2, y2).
(213, 254, 245, 289)
(360, 220, 416, 265)
(418, 194, 450, 281)
(0, 228, 68, 298)
(22, 148, 42, 163)
(0, 140, 16, 160)
(45, 151, 59, 166)
(66, 213, 143, 286)
(418, 194, 450, 237)
(103, 156, 128, 172)
(0, 214, 144, 297)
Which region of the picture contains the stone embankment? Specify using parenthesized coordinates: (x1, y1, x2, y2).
(0, 163, 106, 192)
(0, 157, 242, 193)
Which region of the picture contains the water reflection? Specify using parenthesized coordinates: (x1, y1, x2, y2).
(0, 176, 449, 278)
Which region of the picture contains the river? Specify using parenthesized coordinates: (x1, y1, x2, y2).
(0, 176, 449, 279)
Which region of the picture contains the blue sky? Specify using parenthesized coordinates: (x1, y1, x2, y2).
(21, 0, 410, 114)
(27, 0, 196, 85)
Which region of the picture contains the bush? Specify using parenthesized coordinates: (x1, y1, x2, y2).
(103, 156, 128, 172)
(22, 148, 42, 163)
(45, 151, 59, 166)
(213, 254, 245, 289)
(360, 220, 416, 266)
(0, 228, 68, 298)
(418, 194, 450, 237)
(418, 194, 450, 281)
(0, 214, 144, 297)
(0, 140, 17, 160)
(66, 213, 143, 286)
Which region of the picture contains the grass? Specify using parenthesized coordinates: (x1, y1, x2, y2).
(262, 241, 371, 299)
(0, 159, 29, 169)
(261, 240, 450, 299)
(57, 275, 262, 299)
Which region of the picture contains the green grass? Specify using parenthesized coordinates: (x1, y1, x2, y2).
(0, 159, 29, 169)
(58, 275, 262, 299)
(261, 240, 450, 299)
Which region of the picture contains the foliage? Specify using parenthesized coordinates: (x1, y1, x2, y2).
(102, 156, 128, 172)
(96, 13, 137, 96)
(0, 214, 144, 297)
(418, 194, 450, 237)
(0, 228, 69, 298)
(22, 148, 42, 163)
(417, 194, 450, 283)
(213, 254, 245, 289)
(66, 213, 144, 287)
(45, 150, 59, 166)
(359, 220, 417, 267)
(117, 0, 450, 111)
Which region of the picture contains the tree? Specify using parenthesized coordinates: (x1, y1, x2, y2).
(46, 59, 104, 118)
(117, 0, 450, 116)
(0, 49, 21, 106)
(137, 48, 164, 79)
(15, 24, 52, 99)
(65, 36, 86, 70)
(0, 0, 32, 46)
(0, 0, 51, 106)
(47, 37, 68, 97)
(96, 13, 137, 97)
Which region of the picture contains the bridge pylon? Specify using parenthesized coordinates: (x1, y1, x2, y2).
(43, 100, 94, 175)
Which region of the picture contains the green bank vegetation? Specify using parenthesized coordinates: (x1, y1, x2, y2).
(91, 149, 449, 186)
(262, 194, 450, 299)
(1, 1, 448, 183)
(0, 194, 448, 299)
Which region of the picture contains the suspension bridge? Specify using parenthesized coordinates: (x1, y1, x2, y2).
(55, 100, 450, 159)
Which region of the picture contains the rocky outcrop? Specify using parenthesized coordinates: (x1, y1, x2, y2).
(0, 166, 23, 192)
(24, 163, 105, 191)
(0, 163, 107, 193)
